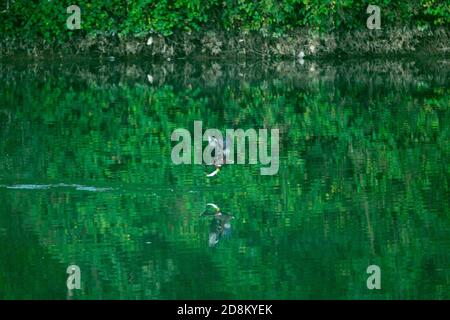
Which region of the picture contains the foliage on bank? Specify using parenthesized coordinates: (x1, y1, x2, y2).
(1, 0, 449, 39)
(0, 0, 449, 57)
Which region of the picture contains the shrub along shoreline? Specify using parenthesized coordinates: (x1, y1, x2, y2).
(1, 27, 449, 60)
(0, 1, 449, 59)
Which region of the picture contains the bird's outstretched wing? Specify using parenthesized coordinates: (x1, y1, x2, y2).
(206, 167, 220, 177)
(206, 203, 221, 212)
(208, 135, 224, 149)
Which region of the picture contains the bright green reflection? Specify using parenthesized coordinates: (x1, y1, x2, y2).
(0, 59, 448, 299)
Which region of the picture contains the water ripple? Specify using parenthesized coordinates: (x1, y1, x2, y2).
(1, 183, 114, 192)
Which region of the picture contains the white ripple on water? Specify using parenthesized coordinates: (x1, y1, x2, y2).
(1, 183, 114, 192)
(5, 184, 52, 190)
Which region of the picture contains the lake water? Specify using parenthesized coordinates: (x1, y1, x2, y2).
(0, 57, 448, 299)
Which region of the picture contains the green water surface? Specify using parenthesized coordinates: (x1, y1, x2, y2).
(0, 58, 448, 299)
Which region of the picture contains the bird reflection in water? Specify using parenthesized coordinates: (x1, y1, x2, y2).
(201, 203, 234, 247)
